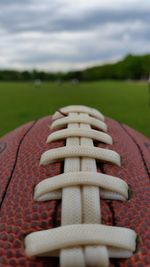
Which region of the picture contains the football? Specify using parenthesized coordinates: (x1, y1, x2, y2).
(0, 105, 150, 267)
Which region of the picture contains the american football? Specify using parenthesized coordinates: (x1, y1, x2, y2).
(0, 105, 150, 267)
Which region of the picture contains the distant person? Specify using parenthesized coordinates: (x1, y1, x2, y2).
(34, 79, 42, 87)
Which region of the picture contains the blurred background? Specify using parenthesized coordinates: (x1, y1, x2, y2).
(0, 0, 150, 137)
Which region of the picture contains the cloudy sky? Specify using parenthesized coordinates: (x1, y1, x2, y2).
(0, 0, 150, 72)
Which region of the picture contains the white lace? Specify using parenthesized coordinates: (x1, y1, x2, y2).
(53, 105, 104, 121)
(51, 114, 107, 132)
(40, 145, 121, 166)
(25, 105, 137, 267)
(46, 128, 112, 144)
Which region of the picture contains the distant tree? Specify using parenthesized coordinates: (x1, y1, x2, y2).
(0, 54, 150, 81)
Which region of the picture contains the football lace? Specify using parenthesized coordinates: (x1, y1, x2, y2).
(25, 105, 137, 267)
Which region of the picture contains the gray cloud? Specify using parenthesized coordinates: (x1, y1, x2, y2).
(0, 0, 150, 71)
(1, 4, 150, 33)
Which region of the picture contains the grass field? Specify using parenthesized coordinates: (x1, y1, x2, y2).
(0, 81, 150, 137)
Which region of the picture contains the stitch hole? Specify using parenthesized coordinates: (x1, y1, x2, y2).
(134, 235, 142, 254)
(32, 185, 36, 201)
(57, 110, 68, 117)
(127, 185, 133, 201)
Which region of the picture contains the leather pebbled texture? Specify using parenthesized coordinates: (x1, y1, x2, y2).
(0, 122, 35, 207)
(0, 116, 150, 267)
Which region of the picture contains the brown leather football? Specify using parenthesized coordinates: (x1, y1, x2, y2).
(0, 105, 150, 267)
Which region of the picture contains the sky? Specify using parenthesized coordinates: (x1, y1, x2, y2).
(0, 0, 150, 72)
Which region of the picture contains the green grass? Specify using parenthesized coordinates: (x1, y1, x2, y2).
(0, 81, 150, 137)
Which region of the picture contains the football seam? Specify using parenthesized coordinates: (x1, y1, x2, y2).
(0, 120, 38, 211)
(120, 123, 150, 179)
(0, 141, 7, 154)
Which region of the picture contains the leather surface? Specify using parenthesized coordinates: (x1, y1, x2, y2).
(0, 122, 34, 207)
(0, 116, 150, 267)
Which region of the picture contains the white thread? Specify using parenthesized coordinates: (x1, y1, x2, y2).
(47, 128, 112, 144)
(40, 145, 121, 166)
(34, 171, 128, 201)
(34, 189, 126, 202)
(25, 106, 137, 267)
(25, 224, 137, 257)
(53, 105, 104, 121)
(60, 114, 84, 267)
(80, 114, 106, 266)
(51, 114, 107, 132)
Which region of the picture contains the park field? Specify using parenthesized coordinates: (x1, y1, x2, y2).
(0, 81, 149, 137)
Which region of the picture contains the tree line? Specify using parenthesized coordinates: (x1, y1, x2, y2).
(0, 54, 149, 81)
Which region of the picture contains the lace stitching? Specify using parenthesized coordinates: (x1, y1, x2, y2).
(25, 105, 137, 267)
